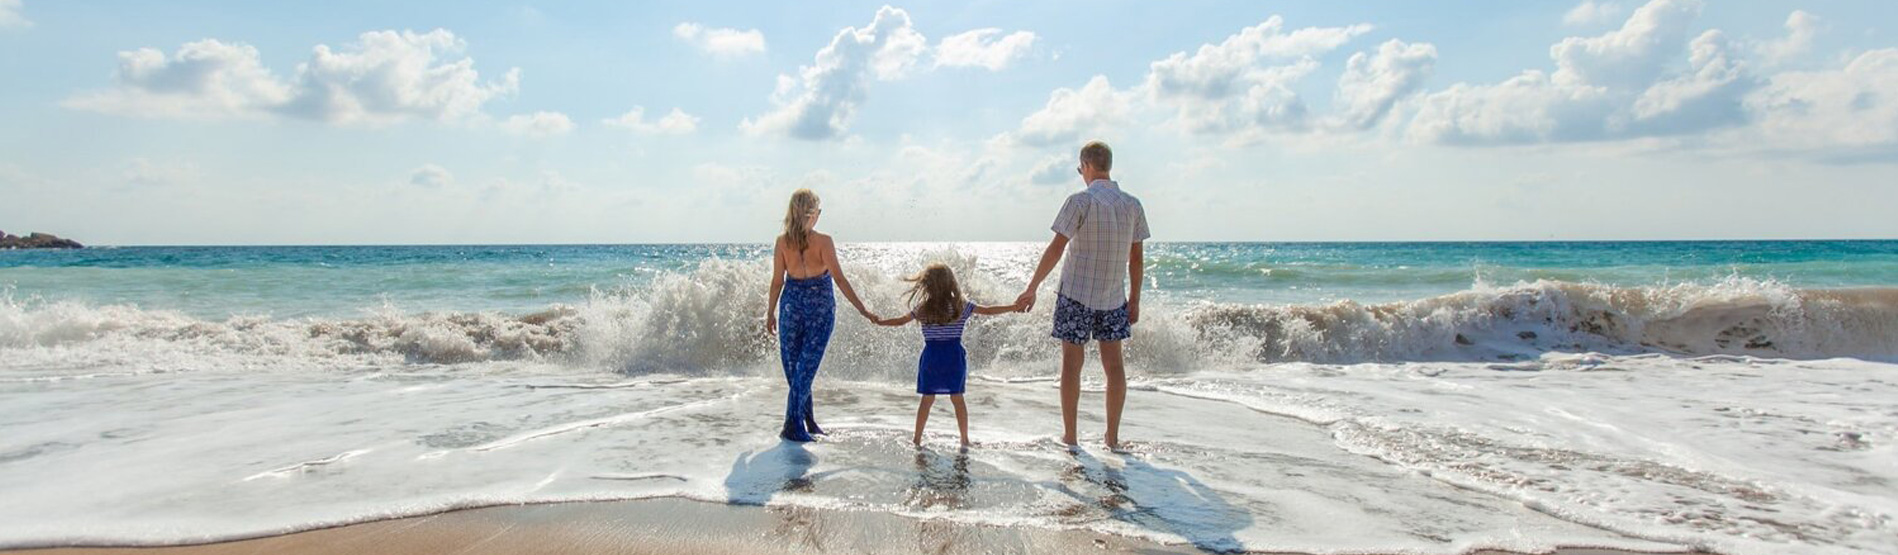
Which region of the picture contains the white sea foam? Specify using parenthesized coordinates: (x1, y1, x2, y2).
(4, 261, 1898, 553)
(4, 263, 1896, 380)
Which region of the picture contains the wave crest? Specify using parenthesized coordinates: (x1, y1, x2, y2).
(5, 264, 1896, 377)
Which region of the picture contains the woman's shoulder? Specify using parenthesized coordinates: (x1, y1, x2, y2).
(808, 232, 835, 247)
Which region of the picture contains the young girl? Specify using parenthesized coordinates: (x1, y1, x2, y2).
(872, 263, 1020, 447)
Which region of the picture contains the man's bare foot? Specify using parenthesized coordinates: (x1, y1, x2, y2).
(1061, 434, 1077, 447)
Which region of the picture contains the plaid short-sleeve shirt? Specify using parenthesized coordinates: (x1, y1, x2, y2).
(1051, 179, 1150, 310)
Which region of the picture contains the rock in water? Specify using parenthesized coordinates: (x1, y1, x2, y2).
(0, 231, 84, 249)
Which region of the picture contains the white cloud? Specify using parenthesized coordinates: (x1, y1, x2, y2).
(742, 5, 928, 140)
(501, 111, 575, 138)
(1745, 48, 1898, 150)
(409, 164, 453, 188)
(1550, 0, 1702, 89)
(1013, 75, 1133, 146)
(1408, 72, 1616, 144)
(603, 106, 699, 135)
(673, 22, 766, 58)
(62, 39, 293, 119)
(1028, 154, 1075, 185)
(1757, 11, 1821, 67)
(64, 29, 519, 125)
(1563, 1, 1623, 27)
(278, 29, 519, 125)
(935, 28, 1037, 71)
(1143, 16, 1371, 134)
(1335, 39, 1438, 130)
(1408, 0, 1752, 145)
(0, 0, 30, 29)
(1628, 30, 1750, 134)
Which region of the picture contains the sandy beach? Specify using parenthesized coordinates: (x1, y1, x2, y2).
(5, 498, 1687, 555)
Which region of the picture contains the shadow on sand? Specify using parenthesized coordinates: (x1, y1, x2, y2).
(723, 440, 818, 505)
(1052, 449, 1251, 553)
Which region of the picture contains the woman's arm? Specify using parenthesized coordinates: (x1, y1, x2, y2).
(766, 239, 786, 335)
(874, 313, 914, 327)
(819, 235, 875, 319)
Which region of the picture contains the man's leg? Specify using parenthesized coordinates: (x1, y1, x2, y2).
(1059, 341, 1086, 446)
(1098, 340, 1127, 449)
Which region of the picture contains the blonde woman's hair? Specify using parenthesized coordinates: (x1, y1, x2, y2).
(905, 263, 966, 326)
(781, 189, 820, 252)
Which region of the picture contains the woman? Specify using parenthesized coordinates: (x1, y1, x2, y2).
(765, 189, 874, 442)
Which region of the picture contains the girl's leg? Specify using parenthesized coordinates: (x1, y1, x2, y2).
(913, 395, 936, 445)
(950, 394, 970, 447)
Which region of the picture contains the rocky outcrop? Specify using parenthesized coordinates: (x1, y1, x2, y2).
(0, 231, 84, 249)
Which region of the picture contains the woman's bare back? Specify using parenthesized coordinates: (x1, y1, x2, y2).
(779, 233, 831, 279)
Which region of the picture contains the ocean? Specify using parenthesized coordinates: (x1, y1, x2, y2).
(2, 241, 1895, 554)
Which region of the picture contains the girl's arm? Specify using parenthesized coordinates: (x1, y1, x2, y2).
(874, 313, 915, 327)
(765, 239, 786, 335)
(819, 235, 875, 320)
(971, 303, 1021, 316)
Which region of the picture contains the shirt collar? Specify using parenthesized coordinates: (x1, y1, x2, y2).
(1087, 179, 1118, 190)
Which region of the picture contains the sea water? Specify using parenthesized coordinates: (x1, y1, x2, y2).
(2, 242, 1895, 554)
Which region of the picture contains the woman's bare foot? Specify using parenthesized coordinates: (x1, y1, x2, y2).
(911, 434, 923, 446)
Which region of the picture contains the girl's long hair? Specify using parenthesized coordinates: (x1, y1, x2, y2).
(781, 189, 820, 253)
(904, 263, 966, 325)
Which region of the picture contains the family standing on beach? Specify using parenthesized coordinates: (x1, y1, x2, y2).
(765, 141, 1150, 450)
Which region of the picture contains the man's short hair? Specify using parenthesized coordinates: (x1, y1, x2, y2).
(1080, 141, 1112, 172)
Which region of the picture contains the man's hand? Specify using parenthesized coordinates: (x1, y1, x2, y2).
(1127, 299, 1140, 325)
(1014, 289, 1037, 313)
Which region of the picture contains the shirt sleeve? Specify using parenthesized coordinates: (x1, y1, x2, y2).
(1132, 200, 1151, 242)
(1051, 194, 1087, 238)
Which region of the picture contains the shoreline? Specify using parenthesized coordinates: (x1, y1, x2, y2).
(2, 497, 1698, 555)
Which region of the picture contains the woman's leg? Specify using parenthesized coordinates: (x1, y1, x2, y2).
(778, 299, 813, 442)
(949, 394, 970, 447)
(913, 395, 935, 445)
(797, 309, 833, 434)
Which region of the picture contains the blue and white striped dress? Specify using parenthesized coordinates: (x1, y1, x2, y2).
(915, 301, 974, 395)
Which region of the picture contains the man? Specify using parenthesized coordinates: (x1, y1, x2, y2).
(1015, 140, 1149, 450)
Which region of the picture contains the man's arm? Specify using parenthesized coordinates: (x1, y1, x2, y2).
(1128, 241, 1143, 324)
(1015, 233, 1069, 312)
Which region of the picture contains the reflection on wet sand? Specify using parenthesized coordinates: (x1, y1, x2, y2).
(1051, 450, 1250, 553)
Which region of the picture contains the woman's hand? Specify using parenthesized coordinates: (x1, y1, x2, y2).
(765, 314, 777, 336)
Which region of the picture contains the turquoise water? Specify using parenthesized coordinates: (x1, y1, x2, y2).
(3, 241, 1896, 318)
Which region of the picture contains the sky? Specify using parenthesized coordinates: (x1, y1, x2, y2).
(1, 0, 1895, 245)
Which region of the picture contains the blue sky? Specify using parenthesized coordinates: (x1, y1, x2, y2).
(1, 0, 1894, 244)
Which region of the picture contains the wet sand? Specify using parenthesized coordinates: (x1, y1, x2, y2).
(5, 497, 1695, 555)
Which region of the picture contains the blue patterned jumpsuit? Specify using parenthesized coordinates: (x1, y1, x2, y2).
(776, 271, 834, 442)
